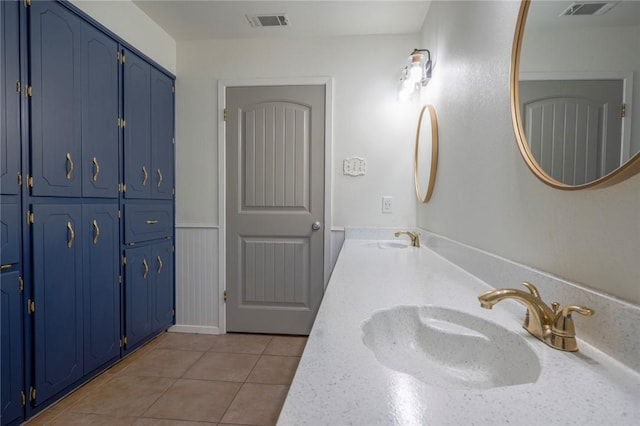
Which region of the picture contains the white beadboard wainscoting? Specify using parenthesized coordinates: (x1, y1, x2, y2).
(172, 225, 345, 333)
(172, 225, 221, 334)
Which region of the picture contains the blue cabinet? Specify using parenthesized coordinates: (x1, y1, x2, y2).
(82, 204, 120, 374)
(31, 204, 84, 405)
(125, 240, 174, 349)
(1, 270, 24, 426)
(30, 1, 82, 197)
(0, 197, 21, 267)
(1, 0, 21, 196)
(124, 51, 174, 200)
(81, 23, 119, 198)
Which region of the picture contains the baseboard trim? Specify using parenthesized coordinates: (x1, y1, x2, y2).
(168, 325, 221, 335)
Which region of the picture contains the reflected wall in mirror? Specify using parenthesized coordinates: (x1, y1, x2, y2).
(414, 105, 438, 202)
(511, 0, 640, 189)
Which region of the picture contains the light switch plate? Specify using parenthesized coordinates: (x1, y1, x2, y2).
(343, 157, 367, 176)
(382, 196, 393, 213)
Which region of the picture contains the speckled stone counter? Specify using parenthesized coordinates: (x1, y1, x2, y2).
(277, 230, 640, 425)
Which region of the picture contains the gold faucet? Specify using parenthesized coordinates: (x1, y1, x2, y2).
(394, 231, 420, 247)
(478, 282, 594, 352)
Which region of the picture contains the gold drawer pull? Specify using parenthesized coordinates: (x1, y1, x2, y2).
(146, 220, 159, 225)
(67, 221, 75, 248)
(143, 258, 149, 280)
(92, 219, 100, 245)
(66, 153, 74, 180)
(92, 157, 100, 182)
(157, 169, 163, 188)
(157, 255, 163, 274)
(1, 264, 12, 271)
(142, 166, 148, 186)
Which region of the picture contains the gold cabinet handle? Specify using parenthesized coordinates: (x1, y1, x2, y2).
(67, 221, 75, 248)
(92, 157, 100, 182)
(92, 219, 100, 245)
(146, 220, 159, 225)
(143, 258, 149, 280)
(1, 264, 12, 271)
(157, 255, 163, 274)
(142, 166, 148, 186)
(66, 153, 74, 180)
(157, 169, 163, 188)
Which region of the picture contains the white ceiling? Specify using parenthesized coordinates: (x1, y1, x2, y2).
(131, 0, 431, 41)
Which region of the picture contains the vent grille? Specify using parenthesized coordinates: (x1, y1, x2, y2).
(246, 14, 290, 28)
(560, 2, 618, 16)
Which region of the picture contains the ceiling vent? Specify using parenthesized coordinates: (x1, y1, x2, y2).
(560, 2, 619, 16)
(246, 14, 290, 28)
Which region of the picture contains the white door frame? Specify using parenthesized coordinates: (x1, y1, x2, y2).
(217, 77, 334, 334)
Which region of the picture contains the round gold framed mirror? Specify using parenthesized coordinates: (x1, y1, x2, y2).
(511, 0, 640, 189)
(414, 104, 439, 202)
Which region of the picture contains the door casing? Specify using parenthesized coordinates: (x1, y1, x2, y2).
(217, 77, 333, 333)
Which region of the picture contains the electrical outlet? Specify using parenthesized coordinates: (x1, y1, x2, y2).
(382, 196, 393, 213)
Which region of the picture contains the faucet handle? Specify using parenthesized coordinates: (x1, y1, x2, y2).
(550, 305, 594, 351)
(521, 281, 541, 299)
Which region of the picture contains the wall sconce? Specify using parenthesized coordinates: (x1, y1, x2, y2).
(398, 48, 432, 102)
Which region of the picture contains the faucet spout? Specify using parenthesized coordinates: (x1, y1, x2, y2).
(478, 285, 554, 340)
(394, 231, 420, 247)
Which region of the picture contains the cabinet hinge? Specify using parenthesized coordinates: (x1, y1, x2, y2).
(172, 245, 175, 253)
(16, 81, 21, 94)
(23, 0, 31, 8)
(28, 299, 35, 314)
(223, 108, 228, 122)
(122, 53, 126, 64)
(118, 117, 127, 128)
(27, 211, 34, 225)
(118, 209, 121, 219)
(124, 336, 128, 345)
(17, 173, 22, 187)
(117, 51, 123, 64)
(19, 276, 24, 292)
(621, 103, 626, 118)
(21, 391, 26, 406)
(122, 256, 127, 266)
(27, 175, 33, 188)
(118, 275, 122, 284)
(172, 137, 175, 144)
(29, 387, 36, 402)
(25, 85, 32, 98)
(224, 290, 228, 302)
(122, 183, 127, 192)
(172, 188, 175, 195)
(122, 119, 126, 128)
(172, 85, 175, 93)
(172, 309, 175, 317)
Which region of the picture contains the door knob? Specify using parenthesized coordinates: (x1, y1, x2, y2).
(311, 221, 321, 231)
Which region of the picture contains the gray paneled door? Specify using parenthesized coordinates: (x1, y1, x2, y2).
(226, 85, 325, 335)
(519, 79, 623, 185)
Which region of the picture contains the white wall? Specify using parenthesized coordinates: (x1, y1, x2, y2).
(70, 0, 176, 73)
(176, 35, 418, 227)
(418, 0, 640, 305)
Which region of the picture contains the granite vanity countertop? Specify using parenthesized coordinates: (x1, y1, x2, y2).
(277, 239, 640, 425)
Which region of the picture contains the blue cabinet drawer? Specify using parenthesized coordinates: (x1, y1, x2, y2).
(0, 197, 20, 266)
(124, 203, 173, 243)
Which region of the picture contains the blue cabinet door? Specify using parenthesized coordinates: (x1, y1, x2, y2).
(32, 204, 83, 405)
(82, 204, 120, 374)
(124, 246, 150, 348)
(81, 24, 119, 198)
(150, 68, 174, 200)
(0, 196, 21, 267)
(30, 1, 82, 197)
(151, 241, 174, 332)
(1, 270, 24, 426)
(123, 51, 151, 199)
(1, 0, 21, 196)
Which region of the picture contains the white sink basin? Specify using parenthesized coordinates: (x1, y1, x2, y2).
(377, 241, 410, 249)
(361, 305, 541, 389)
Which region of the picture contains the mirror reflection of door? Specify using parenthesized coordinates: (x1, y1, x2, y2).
(519, 79, 623, 185)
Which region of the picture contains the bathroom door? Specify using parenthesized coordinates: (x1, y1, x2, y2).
(225, 85, 325, 335)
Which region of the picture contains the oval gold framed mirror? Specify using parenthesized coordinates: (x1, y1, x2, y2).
(414, 104, 439, 202)
(511, 0, 640, 189)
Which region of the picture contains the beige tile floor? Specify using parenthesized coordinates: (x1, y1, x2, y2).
(25, 333, 307, 426)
